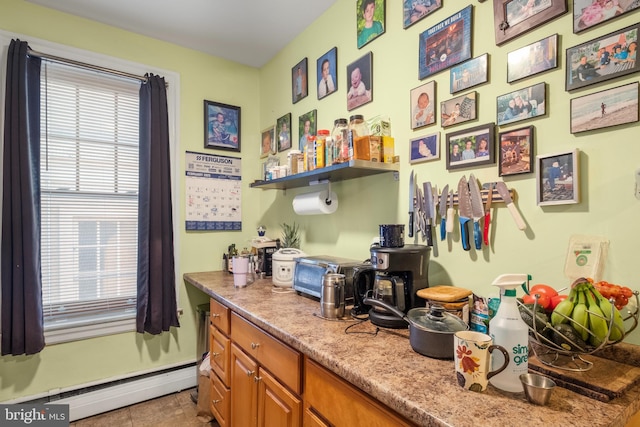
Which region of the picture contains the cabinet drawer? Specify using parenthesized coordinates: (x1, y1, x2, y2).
(210, 371, 230, 427)
(304, 358, 416, 427)
(210, 325, 231, 386)
(231, 313, 302, 395)
(210, 299, 230, 335)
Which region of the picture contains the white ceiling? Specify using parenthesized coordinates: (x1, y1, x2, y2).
(26, 0, 338, 68)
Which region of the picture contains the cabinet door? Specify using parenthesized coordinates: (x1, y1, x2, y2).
(231, 343, 259, 427)
(210, 325, 231, 386)
(303, 407, 330, 427)
(210, 371, 230, 427)
(257, 368, 302, 427)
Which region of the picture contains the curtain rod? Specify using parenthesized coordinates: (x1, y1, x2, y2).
(27, 48, 151, 84)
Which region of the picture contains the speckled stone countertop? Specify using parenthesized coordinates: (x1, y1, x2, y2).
(184, 271, 640, 427)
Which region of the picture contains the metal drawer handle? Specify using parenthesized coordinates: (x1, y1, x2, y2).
(251, 342, 260, 350)
(212, 399, 220, 405)
(254, 376, 262, 383)
(246, 369, 255, 377)
(212, 352, 220, 357)
(211, 313, 220, 318)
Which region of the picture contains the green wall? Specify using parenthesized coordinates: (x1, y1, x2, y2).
(256, 1, 640, 341)
(1, 0, 639, 403)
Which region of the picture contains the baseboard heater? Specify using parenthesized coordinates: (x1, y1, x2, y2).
(8, 361, 198, 422)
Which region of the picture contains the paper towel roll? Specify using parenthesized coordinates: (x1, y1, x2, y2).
(292, 190, 338, 215)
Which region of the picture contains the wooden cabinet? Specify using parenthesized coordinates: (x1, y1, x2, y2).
(231, 313, 302, 427)
(304, 358, 416, 427)
(209, 299, 231, 426)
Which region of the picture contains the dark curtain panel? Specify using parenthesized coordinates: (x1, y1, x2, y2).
(1, 39, 44, 355)
(136, 74, 179, 334)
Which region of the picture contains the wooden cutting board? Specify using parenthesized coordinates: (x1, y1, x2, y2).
(529, 353, 640, 402)
(417, 286, 472, 302)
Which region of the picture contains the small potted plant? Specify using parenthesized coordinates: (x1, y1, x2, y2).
(279, 222, 301, 249)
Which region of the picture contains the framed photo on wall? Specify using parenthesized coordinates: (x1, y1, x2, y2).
(260, 126, 275, 158)
(570, 82, 639, 134)
(418, 6, 473, 80)
(409, 132, 440, 164)
(317, 47, 338, 100)
(347, 52, 373, 111)
(496, 82, 546, 126)
(403, 0, 442, 29)
(292, 58, 308, 104)
(493, 0, 567, 46)
(507, 34, 558, 83)
(276, 113, 292, 152)
(445, 123, 495, 171)
(441, 91, 477, 128)
(498, 126, 534, 176)
(298, 109, 317, 151)
(536, 148, 579, 206)
(450, 54, 489, 94)
(357, 0, 386, 49)
(410, 81, 436, 130)
(204, 100, 241, 152)
(565, 23, 640, 92)
(573, 0, 640, 34)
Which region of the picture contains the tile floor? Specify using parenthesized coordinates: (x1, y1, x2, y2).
(70, 388, 218, 427)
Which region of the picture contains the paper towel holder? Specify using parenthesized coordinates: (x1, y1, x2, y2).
(309, 178, 333, 205)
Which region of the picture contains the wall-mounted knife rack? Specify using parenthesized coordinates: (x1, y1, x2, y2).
(442, 184, 516, 207)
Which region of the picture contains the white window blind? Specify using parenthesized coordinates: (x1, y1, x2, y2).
(40, 60, 141, 337)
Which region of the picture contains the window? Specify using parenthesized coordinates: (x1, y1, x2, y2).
(40, 60, 141, 343)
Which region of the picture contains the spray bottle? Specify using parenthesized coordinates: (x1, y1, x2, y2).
(489, 274, 531, 393)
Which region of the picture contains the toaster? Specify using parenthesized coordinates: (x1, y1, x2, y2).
(293, 255, 362, 301)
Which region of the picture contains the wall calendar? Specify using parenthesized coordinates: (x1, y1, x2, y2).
(185, 151, 241, 231)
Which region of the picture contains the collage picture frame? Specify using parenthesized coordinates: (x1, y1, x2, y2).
(496, 82, 546, 126)
(565, 23, 640, 92)
(570, 81, 639, 134)
(445, 122, 495, 170)
(507, 34, 558, 83)
(573, 0, 640, 34)
(204, 100, 241, 152)
(498, 126, 534, 177)
(450, 53, 489, 94)
(410, 81, 436, 130)
(418, 5, 473, 80)
(493, 0, 568, 46)
(536, 148, 580, 206)
(409, 132, 440, 164)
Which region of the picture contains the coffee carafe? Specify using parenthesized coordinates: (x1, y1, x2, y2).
(367, 244, 431, 328)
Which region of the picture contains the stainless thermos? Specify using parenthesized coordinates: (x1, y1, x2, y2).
(321, 273, 345, 319)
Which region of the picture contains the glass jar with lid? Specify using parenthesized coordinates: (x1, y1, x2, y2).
(348, 115, 369, 161)
(331, 118, 349, 164)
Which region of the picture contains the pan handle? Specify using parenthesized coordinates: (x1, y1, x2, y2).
(363, 297, 408, 321)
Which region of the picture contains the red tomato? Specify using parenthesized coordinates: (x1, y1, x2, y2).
(550, 294, 568, 310)
(529, 284, 558, 298)
(523, 293, 551, 310)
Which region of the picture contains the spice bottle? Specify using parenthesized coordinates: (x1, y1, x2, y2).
(305, 135, 316, 172)
(331, 118, 349, 164)
(315, 129, 329, 169)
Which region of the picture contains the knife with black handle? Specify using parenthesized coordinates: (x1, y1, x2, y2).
(423, 182, 434, 247)
(408, 170, 415, 238)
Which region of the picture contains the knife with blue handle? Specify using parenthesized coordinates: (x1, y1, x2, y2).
(457, 176, 472, 251)
(439, 184, 449, 241)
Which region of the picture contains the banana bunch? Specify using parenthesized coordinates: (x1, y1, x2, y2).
(550, 277, 626, 348)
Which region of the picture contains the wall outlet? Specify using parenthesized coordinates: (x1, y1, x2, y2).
(636, 168, 640, 200)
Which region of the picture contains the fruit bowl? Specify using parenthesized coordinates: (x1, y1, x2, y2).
(517, 290, 639, 372)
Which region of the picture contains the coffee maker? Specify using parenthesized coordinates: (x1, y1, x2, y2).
(353, 244, 430, 328)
